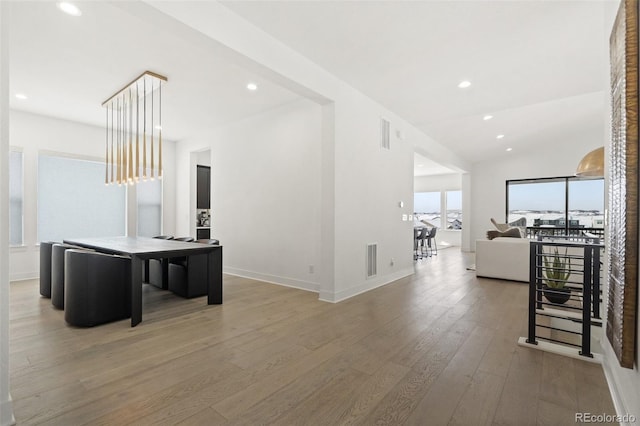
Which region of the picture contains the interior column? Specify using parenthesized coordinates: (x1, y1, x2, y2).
(0, 1, 16, 424)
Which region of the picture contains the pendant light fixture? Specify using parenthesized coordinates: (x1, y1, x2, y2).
(575, 147, 605, 177)
(103, 71, 167, 185)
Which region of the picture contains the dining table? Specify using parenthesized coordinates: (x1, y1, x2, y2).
(63, 236, 223, 327)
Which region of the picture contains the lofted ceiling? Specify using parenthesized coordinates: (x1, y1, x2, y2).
(9, 1, 618, 176)
(221, 0, 617, 170)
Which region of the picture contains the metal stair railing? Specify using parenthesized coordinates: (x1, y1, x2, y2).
(525, 234, 604, 359)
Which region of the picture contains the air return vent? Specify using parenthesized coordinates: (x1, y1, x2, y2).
(380, 118, 390, 150)
(366, 243, 378, 278)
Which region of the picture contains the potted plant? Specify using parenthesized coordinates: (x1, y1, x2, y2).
(542, 247, 571, 304)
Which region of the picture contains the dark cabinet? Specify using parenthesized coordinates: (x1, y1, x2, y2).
(197, 166, 211, 209)
(197, 228, 210, 240)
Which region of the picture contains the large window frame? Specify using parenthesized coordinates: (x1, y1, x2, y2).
(506, 175, 604, 238)
(445, 190, 462, 230)
(136, 176, 163, 238)
(414, 189, 462, 230)
(37, 152, 127, 243)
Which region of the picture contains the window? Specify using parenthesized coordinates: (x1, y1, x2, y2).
(414, 191, 441, 228)
(137, 178, 162, 237)
(506, 176, 604, 237)
(568, 179, 605, 229)
(446, 190, 462, 230)
(507, 179, 566, 226)
(38, 154, 126, 242)
(9, 150, 23, 246)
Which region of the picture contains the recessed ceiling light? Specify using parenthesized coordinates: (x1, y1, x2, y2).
(506, 147, 513, 152)
(496, 134, 505, 139)
(15, 93, 28, 100)
(458, 80, 471, 89)
(246, 83, 258, 91)
(483, 115, 493, 121)
(57, 2, 82, 16)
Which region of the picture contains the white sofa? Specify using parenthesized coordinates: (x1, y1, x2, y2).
(475, 237, 530, 282)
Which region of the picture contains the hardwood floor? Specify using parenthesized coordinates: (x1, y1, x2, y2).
(9, 249, 616, 425)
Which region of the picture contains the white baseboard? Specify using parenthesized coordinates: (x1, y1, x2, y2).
(319, 267, 414, 303)
(600, 338, 637, 426)
(0, 394, 15, 426)
(224, 267, 319, 293)
(9, 272, 37, 282)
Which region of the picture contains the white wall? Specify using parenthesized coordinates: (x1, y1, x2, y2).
(141, 1, 469, 302)
(602, 310, 640, 423)
(175, 99, 323, 292)
(330, 89, 416, 301)
(174, 93, 419, 301)
(414, 173, 461, 193)
(469, 123, 604, 252)
(8, 110, 176, 280)
(196, 150, 210, 167)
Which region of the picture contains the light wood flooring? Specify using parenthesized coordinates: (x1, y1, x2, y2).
(9, 248, 616, 425)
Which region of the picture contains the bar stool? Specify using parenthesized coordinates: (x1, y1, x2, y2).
(426, 227, 438, 256)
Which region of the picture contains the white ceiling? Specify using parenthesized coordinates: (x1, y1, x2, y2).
(222, 0, 617, 170)
(8, 1, 301, 142)
(414, 153, 457, 177)
(9, 1, 618, 176)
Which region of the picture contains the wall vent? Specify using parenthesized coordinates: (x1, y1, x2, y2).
(380, 118, 390, 150)
(366, 243, 378, 278)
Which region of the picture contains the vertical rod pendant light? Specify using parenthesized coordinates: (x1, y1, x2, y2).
(159, 81, 163, 178)
(135, 82, 139, 181)
(110, 103, 114, 184)
(123, 94, 127, 183)
(150, 79, 155, 180)
(143, 77, 147, 180)
(105, 106, 109, 185)
(128, 88, 134, 184)
(122, 93, 127, 184)
(102, 71, 167, 186)
(116, 97, 121, 185)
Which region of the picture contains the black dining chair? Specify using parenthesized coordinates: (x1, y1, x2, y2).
(147, 235, 174, 289)
(426, 227, 438, 256)
(39, 241, 58, 298)
(168, 238, 220, 298)
(168, 237, 196, 267)
(195, 239, 220, 245)
(64, 249, 131, 327)
(51, 243, 91, 309)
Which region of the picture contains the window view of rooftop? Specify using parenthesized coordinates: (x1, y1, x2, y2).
(507, 177, 604, 237)
(414, 190, 462, 230)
